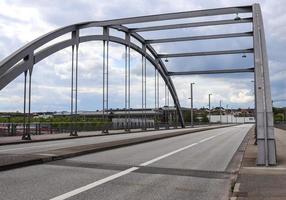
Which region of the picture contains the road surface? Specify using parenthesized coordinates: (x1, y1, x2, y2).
(0, 124, 252, 200)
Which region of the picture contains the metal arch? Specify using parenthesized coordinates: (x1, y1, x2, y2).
(0, 5, 256, 128)
(0, 34, 185, 126)
(0, 27, 185, 127)
(0, 36, 155, 84)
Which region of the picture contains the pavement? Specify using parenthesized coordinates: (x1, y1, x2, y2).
(0, 124, 252, 200)
(0, 125, 216, 146)
(0, 125, 232, 171)
(275, 123, 286, 130)
(0, 128, 163, 146)
(231, 128, 286, 200)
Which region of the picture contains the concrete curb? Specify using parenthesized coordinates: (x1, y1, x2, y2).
(0, 128, 160, 146)
(228, 126, 254, 199)
(0, 125, 234, 172)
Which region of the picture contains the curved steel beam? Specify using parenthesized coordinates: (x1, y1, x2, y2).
(0, 35, 165, 88)
(0, 33, 185, 127)
(0, 21, 185, 127)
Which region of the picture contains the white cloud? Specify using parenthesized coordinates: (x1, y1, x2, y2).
(0, 0, 285, 111)
(230, 90, 253, 103)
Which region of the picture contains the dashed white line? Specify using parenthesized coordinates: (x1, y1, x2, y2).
(139, 143, 198, 166)
(49, 131, 228, 200)
(50, 167, 139, 200)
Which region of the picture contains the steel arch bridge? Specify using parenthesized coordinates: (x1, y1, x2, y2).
(0, 4, 276, 166)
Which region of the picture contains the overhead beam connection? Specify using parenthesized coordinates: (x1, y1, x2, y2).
(81, 6, 252, 28)
(147, 32, 253, 43)
(168, 68, 254, 76)
(130, 18, 253, 32)
(158, 49, 254, 58)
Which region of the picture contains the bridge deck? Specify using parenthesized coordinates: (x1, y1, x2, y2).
(0, 125, 252, 200)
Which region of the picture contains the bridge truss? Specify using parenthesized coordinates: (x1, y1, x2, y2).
(0, 4, 276, 165)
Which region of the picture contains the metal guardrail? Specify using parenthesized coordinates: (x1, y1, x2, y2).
(0, 121, 186, 137)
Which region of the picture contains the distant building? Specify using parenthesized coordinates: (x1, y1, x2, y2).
(209, 115, 255, 123)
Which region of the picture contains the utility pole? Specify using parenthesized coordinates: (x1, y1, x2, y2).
(189, 83, 195, 127)
(208, 93, 212, 125)
(226, 104, 229, 124)
(219, 100, 222, 124)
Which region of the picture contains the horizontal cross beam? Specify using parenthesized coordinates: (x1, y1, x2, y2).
(146, 32, 253, 43)
(84, 6, 252, 27)
(130, 18, 252, 32)
(158, 48, 254, 58)
(168, 67, 254, 75)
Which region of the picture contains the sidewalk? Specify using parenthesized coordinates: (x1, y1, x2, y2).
(0, 128, 143, 146)
(0, 127, 183, 146)
(232, 128, 286, 200)
(0, 125, 213, 146)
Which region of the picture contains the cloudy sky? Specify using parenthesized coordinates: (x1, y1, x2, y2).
(0, 0, 285, 112)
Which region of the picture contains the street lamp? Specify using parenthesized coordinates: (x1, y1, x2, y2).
(188, 83, 195, 127)
(208, 93, 212, 125)
(231, 108, 233, 123)
(219, 100, 222, 124)
(226, 104, 229, 124)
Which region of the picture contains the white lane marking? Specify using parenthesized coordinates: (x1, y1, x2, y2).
(139, 143, 198, 166)
(198, 135, 216, 143)
(49, 167, 139, 200)
(140, 132, 226, 167)
(0, 142, 74, 153)
(49, 131, 228, 200)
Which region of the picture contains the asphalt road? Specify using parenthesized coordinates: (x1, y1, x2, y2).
(0, 124, 252, 200)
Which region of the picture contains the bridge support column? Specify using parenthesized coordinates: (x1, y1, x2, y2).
(124, 33, 131, 132)
(70, 30, 79, 136)
(165, 84, 170, 129)
(22, 53, 33, 140)
(102, 27, 109, 134)
(253, 4, 276, 165)
(154, 68, 159, 130)
(22, 70, 30, 140)
(141, 45, 147, 130)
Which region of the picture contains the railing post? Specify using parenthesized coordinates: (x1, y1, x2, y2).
(70, 30, 79, 136)
(22, 53, 33, 140)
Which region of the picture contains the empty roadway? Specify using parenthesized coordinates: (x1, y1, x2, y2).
(0, 124, 252, 200)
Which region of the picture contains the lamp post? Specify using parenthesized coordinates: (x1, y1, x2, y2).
(226, 104, 229, 124)
(189, 83, 195, 127)
(219, 100, 222, 124)
(231, 108, 233, 123)
(208, 93, 212, 125)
